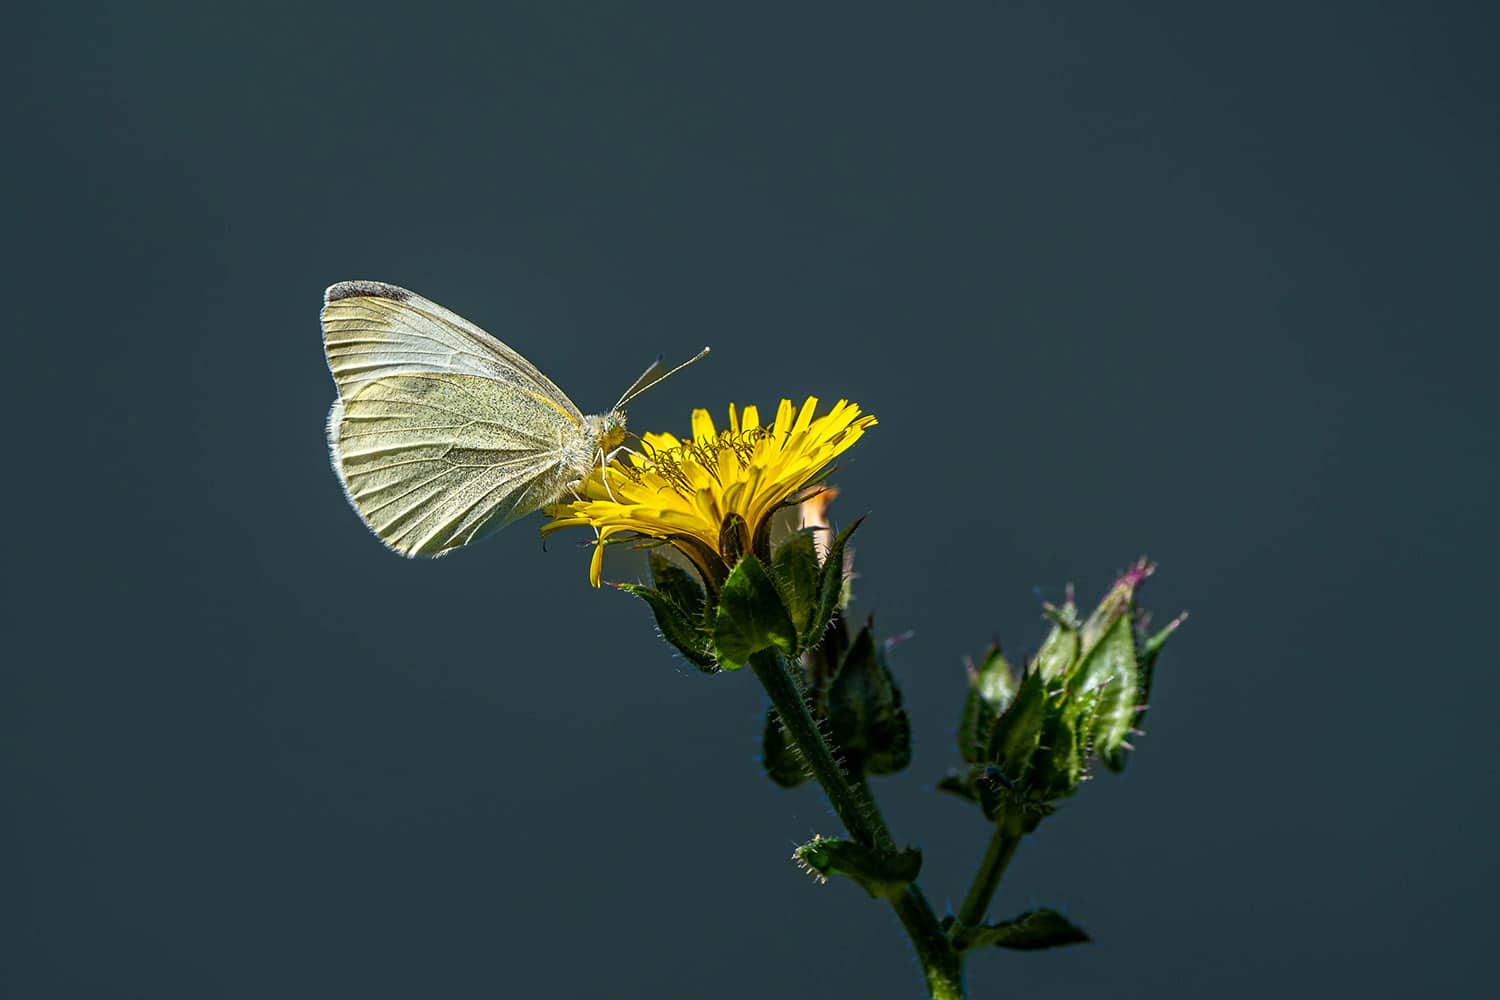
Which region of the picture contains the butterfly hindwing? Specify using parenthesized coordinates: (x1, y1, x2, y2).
(328, 372, 580, 557)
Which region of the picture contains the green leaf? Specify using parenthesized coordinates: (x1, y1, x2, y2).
(827, 624, 911, 777)
(959, 908, 1090, 951)
(762, 708, 809, 788)
(959, 645, 1015, 764)
(937, 772, 978, 804)
(1071, 613, 1139, 772)
(804, 516, 863, 647)
(771, 532, 821, 637)
(713, 555, 798, 670)
(793, 835, 923, 901)
(614, 583, 717, 672)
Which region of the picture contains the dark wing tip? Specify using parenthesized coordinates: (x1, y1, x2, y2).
(325, 280, 413, 304)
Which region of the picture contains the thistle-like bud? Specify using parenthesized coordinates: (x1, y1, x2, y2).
(941, 560, 1183, 826)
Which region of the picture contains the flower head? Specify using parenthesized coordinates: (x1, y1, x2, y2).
(544, 397, 876, 587)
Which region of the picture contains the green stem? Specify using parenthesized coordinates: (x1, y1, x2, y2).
(748, 650, 964, 1000)
(951, 818, 1024, 945)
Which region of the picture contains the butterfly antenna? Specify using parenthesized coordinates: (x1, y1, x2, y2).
(615, 346, 711, 409)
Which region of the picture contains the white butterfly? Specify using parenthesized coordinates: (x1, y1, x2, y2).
(321, 281, 705, 557)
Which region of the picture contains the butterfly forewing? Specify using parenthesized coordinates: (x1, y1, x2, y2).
(321, 281, 584, 421)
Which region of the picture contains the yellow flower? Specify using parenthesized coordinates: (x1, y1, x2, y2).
(544, 397, 876, 587)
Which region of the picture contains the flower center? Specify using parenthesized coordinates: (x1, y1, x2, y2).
(626, 427, 777, 496)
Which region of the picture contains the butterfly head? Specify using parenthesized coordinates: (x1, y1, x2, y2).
(584, 410, 629, 457)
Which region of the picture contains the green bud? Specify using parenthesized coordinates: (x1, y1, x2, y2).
(945, 560, 1183, 819)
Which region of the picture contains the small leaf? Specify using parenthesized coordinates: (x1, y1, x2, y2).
(804, 516, 863, 647)
(772, 532, 820, 637)
(614, 583, 717, 671)
(762, 708, 809, 788)
(714, 555, 798, 670)
(793, 835, 923, 901)
(827, 624, 912, 777)
(937, 772, 978, 803)
(959, 908, 1090, 951)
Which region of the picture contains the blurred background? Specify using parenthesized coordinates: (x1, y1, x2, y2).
(4, 2, 1495, 997)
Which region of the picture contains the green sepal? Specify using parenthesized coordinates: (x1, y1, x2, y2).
(827, 623, 912, 777)
(771, 531, 821, 637)
(803, 516, 864, 647)
(956, 908, 1090, 952)
(959, 645, 1015, 764)
(1072, 612, 1140, 772)
(713, 555, 798, 671)
(1034, 613, 1080, 683)
(649, 551, 708, 617)
(762, 708, 810, 788)
(793, 835, 922, 901)
(986, 670, 1049, 786)
(613, 581, 717, 672)
(1029, 706, 1085, 801)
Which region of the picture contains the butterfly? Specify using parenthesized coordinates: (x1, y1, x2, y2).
(321, 281, 706, 557)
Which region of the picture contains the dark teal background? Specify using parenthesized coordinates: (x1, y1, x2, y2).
(5, 2, 1496, 997)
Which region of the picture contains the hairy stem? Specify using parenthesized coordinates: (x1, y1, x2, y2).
(749, 650, 964, 999)
(952, 816, 1024, 946)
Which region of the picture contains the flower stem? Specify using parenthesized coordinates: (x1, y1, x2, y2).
(748, 650, 964, 1000)
(951, 816, 1024, 945)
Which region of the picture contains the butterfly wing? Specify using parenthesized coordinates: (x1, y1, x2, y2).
(321, 281, 585, 422)
(328, 372, 583, 557)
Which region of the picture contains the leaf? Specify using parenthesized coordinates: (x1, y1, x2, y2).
(804, 516, 863, 647)
(614, 583, 717, 671)
(771, 532, 820, 637)
(959, 908, 1090, 951)
(713, 555, 798, 670)
(827, 624, 911, 777)
(762, 708, 809, 788)
(793, 836, 923, 901)
(937, 772, 978, 803)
